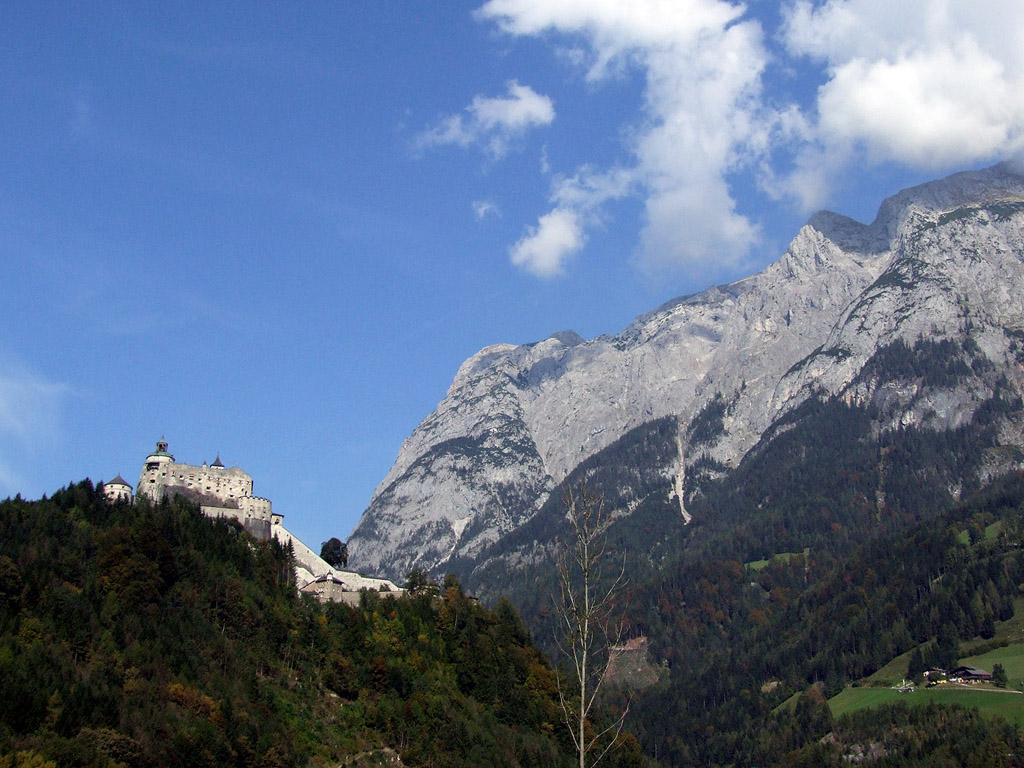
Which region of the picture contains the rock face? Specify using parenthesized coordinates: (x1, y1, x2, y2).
(604, 637, 662, 690)
(347, 164, 1024, 581)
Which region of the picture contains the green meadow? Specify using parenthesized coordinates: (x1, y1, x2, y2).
(961, 644, 1024, 683)
(829, 597, 1024, 724)
(745, 548, 810, 571)
(829, 684, 1024, 726)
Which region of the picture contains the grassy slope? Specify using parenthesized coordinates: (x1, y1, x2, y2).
(831, 597, 1024, 724)
(962, 644, 1024, 682)
(744, 548, 810, 572)
(829, 686, 1024, 726)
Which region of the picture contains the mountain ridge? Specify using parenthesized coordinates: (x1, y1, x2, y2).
(347, 163, 1024, 582)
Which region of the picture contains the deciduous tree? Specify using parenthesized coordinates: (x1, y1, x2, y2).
(319, 537, 348, 568)
(556, 484, 628, 768)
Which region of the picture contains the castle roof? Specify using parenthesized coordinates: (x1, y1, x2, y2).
(146, 438, 174, 460)
(211, 455, 225, 468)
(108, 474, 132, 488)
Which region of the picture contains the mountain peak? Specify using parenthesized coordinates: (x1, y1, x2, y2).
(348, 165, 1024, 581)
(872, 162, 1024, 234)
(547, 329, 585, 347)
(802, 164, 1024, 255)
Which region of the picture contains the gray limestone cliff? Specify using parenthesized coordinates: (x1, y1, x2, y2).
(346, 164, 1024, 581)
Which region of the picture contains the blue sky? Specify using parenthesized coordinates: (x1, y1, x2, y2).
(3, 1, 1023, 553)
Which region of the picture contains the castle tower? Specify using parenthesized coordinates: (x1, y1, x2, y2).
(102, 474, 133, 503)
(135, 438, 271, 540)
(138, 438, 175, 500)
(145, 439, 174, 469)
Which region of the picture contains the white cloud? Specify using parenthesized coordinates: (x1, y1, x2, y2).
(416, 80, 555, 158)
(782, 0, 1024, 207)
(477, 0, 746, 79)
(509, 208, 584, 277)
(0, 356, 67, 495)
(475, 0, 1024, 278)
(478, 0, 771, 279)
(472, 199, 500, 220)
(551, 165, 635, 211)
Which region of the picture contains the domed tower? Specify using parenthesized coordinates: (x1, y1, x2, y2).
(146, 439, 174, 467)
(138, 438, 176, 501)
(102, 474, 133, 503)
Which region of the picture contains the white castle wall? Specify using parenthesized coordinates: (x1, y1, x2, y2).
(202, 497, 273, 540)
(136, 442, 272, 540)
(271, 518, 333, 586)
(138, 461, 254, 504)
(127, 440, 395, 604)
(270, 518, 402, 595)
(101, 477, 133, 503)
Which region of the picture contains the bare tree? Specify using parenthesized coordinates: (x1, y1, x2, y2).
(556, 484, 629, 768)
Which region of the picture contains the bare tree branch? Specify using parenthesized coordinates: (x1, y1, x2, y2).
(556, 484, 631, 768)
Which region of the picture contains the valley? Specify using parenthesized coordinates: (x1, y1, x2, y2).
(342, 164, 1024, 766)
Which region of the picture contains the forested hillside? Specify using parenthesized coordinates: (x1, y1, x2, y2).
(6, 468, 1024, 767)
(0, 482, 642, 768)
(452, 337, 1024, 765)
(622, 472, 1024, 765)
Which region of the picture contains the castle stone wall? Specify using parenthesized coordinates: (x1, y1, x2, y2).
(102, 480, 132, 504)
(139, 460, 253, 505)
(136, 441, 272, 540)
(125, 440, 392, 604)
(203, 503, 272, 541)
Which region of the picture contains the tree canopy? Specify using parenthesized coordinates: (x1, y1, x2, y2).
(0, 480, 643, 768)
(319, 536, 348, 568)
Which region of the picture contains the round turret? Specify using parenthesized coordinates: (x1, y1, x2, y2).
(144, 438, 174, 470)
(103, 474, 133, 503)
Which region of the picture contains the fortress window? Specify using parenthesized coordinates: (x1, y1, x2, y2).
(146, 462, 159, 470)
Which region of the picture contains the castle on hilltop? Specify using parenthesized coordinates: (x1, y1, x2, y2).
(133, 439, 275, 540)
(102, 439, 402, 601)
(103, 439, 276, 540)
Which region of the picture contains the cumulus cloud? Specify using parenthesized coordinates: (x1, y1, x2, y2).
(509, 208, 585, 277)
(474, 0, 1024, 278)
(782, 0, 1024, 208)
(478, 0, 770, 279)
(416, 80, 555, 158)
(478, 0, 748, 80)
(505, 165, 634, 277)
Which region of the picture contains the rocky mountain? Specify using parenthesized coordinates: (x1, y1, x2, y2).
(347, 163, 1024, 583)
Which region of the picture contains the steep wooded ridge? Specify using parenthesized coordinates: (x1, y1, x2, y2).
(0, 485, 644, 768)
(348, 163, 1024, 583)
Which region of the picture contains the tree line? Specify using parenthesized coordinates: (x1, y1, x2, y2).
(0, 481, 643, 768)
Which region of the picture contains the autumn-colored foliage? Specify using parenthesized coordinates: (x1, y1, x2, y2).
(0, 481, 642, 767)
